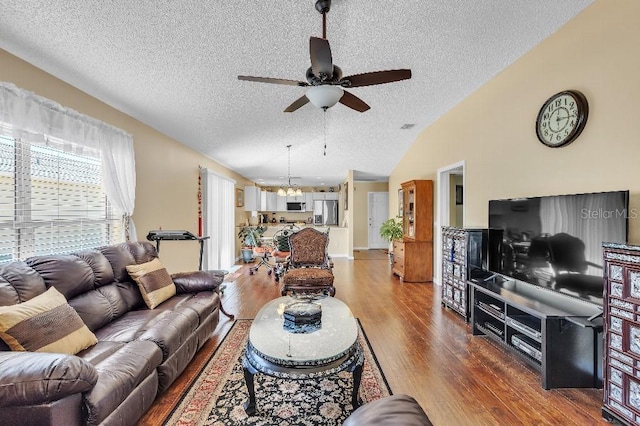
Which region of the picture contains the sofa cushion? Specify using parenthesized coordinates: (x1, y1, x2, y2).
(73, 250, 115, 287)
(95, 300, 200, 361)
(126, 258, 176, 309)
(0, 262, 47, 306)
(0, 287, 97, 354)
(69, 282, 144, 332)
(25, 255, 95, 300)
(97, 245, 137, 282)
(82, 340, 162, 426)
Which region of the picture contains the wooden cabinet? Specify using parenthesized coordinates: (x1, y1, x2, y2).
(602, 243, 640, 425)
(392, 180, 433, 282)
(401, 180, 433, 242)
(392, 240, 432, 283)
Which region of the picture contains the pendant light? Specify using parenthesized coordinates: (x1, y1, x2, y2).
(277, 145, 302, 196)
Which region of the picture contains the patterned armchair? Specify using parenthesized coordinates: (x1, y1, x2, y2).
(280, 227, 335, 297)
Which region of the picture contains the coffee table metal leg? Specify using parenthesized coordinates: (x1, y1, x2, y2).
(242, 358, 257, 415)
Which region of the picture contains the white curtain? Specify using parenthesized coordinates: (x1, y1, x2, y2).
(0, 82, 137, 240)
(201, 168, 236, 270)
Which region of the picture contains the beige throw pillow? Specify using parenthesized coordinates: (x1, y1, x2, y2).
(0, 287, 98, 354)
(126, 258, 176, 309)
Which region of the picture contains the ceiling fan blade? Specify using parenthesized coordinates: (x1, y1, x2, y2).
(309, 37, 333, 79)
(238, 75, 308, 87)
(339, 90, 370, 113)
(284, 95, 310, 113)
(341, 69, 412, 88)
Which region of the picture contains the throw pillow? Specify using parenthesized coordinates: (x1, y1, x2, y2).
(0, 287, 98, 354)
(126, 258, 176, 309)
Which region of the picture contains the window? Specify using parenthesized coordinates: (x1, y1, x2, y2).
(0, 132, 123, 263)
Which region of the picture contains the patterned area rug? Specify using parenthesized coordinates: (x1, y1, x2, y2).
(164, 320, 391, 425)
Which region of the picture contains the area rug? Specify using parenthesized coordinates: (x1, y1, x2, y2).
(164, 319, 391, 425)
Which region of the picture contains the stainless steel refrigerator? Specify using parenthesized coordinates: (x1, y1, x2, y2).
(313, 200, 338, 226)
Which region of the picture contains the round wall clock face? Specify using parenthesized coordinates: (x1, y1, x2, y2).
(536, 90, 589, 148)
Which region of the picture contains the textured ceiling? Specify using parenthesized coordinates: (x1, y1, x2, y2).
(0, 0, 593, 188)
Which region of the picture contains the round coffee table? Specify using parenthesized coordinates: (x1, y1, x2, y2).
(242, 295, 363, 415)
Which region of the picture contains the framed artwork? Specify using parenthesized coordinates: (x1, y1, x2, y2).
(344, 182, 348, 210)
(236, 188, 244, 207)
(455, 185, 463, 205)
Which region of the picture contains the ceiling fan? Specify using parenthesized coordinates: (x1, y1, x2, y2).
(237, 0, 412, 113)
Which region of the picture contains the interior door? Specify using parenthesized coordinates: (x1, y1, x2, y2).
(368, 192, 389, 249)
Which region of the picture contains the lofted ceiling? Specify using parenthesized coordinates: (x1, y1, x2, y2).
(0, 0, 593, 188)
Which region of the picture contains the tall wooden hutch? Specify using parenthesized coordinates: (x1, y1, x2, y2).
(392, 180, 433, 282)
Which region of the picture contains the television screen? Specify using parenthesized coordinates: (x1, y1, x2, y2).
(488, 190, 629, 305)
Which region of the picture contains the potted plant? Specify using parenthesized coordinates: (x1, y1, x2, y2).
(379, 216, 403, 264)
(238, 225, 266, 263)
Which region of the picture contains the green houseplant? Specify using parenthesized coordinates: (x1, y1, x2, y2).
(379, 216, 403, 263)
(238, 225, 266, 263)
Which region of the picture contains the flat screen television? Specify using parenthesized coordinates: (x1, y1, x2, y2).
(488, 190, 629, 305)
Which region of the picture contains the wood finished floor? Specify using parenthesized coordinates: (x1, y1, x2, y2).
(138, 251, 606, 425)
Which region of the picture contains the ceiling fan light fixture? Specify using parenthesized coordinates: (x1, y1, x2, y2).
(306, 85, 344, 109)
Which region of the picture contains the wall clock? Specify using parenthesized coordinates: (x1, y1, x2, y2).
(536, 90, 589, 148)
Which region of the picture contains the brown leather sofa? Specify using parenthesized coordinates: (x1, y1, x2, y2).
(0, 242, 224, 426)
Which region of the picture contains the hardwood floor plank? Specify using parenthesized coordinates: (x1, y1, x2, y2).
(138, 254, 607, 425)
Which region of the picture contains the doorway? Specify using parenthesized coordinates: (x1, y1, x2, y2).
(368, 192, 389, 249)
(436, 161, 465, 285)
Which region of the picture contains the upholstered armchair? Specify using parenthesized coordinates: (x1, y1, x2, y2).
(280, 227, 335, 297)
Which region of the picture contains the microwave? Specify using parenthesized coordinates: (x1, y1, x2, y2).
(286, 202, 304, 211)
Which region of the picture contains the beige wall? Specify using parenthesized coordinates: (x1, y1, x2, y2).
(352, 181, 389, 248)
(0, 49, 254, 273)
(390, 0, 640, 245)
(449, 174, 463, 228)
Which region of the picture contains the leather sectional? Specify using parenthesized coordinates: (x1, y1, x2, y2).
(0, 241, 224, 425)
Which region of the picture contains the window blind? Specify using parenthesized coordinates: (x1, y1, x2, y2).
(0, 133, 123, 263)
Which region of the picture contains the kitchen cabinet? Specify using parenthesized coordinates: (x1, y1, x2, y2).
(312, 192, 339, 201)
(260, 191, 267, 211)
(265, 192, 277, 211)
(304, 192, 314, 210)
(244, 186, 261, 212)
(276, 195, 286, 212)
(286, 195, 304, 203)
(325, 192, 339, 200)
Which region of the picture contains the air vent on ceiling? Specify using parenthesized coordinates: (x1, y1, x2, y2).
(400, 123, 415, 130)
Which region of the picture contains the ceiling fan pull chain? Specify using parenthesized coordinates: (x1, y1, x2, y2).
(323, 110, 327, 156)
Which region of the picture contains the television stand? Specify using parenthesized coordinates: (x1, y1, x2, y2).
(470, 277, 602, 389)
